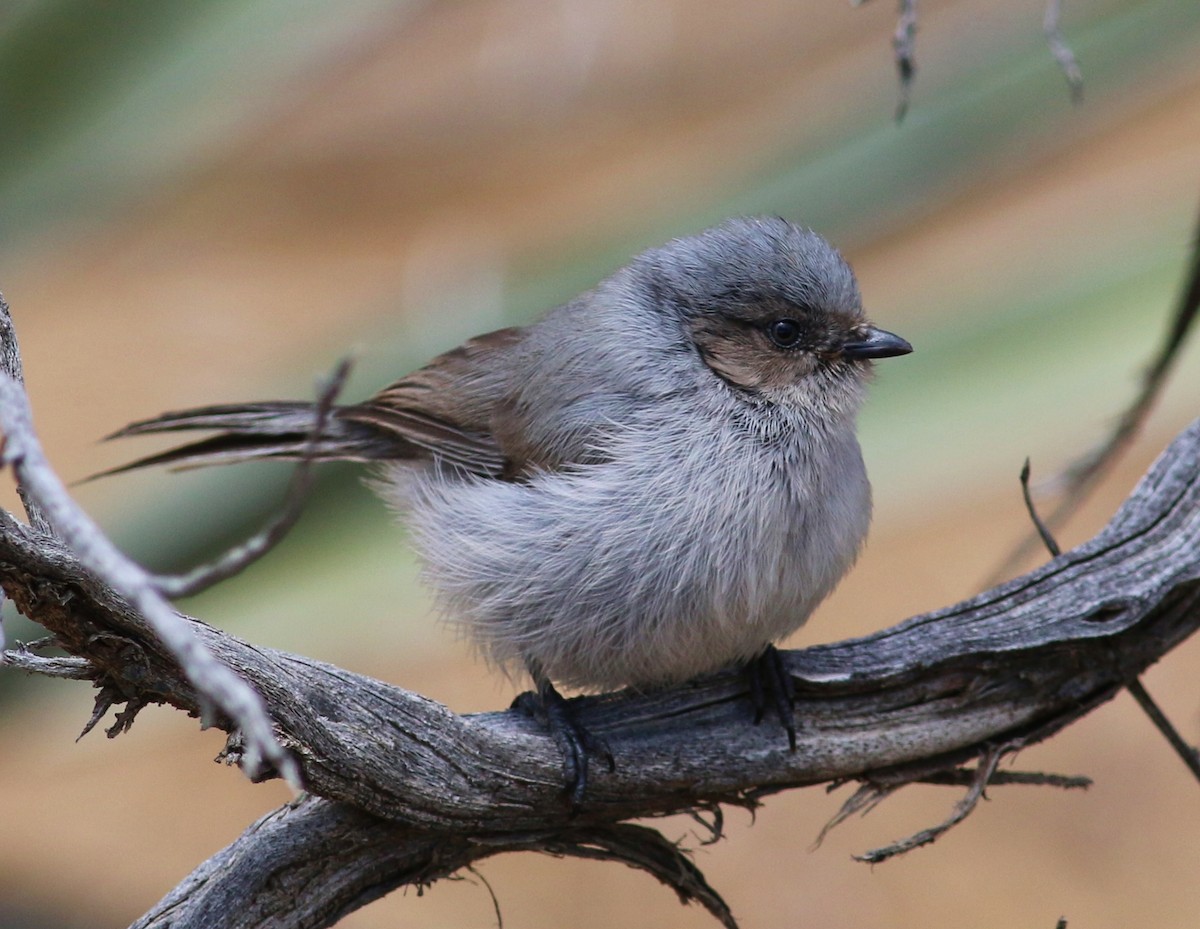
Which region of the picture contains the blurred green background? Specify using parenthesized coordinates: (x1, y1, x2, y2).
(2, 1, 1200, 927)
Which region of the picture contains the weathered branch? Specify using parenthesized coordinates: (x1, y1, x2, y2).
(0, 373, 298, 786)
(0, 292, 52, 535)
(3, 288, 1200, 925)
(125, 795, 738, 929)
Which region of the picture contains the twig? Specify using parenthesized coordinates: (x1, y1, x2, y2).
(893, 0, 918, 121)
(1125, 678, 1200, 784)
(854, 744, 1008, 863)
(814, 781, 901, 849)
(1, 644, 93, 679)
(540, 824, 737, 929)
(857, 0, 1084, 119)
(814, 758, 1088, 852)
(1021, 459, 1062, 557)
(688, 804, 726, 846)
(153, 358, 351, 599)
(1044, 0, 1083, 103)
(0, 295, 52, 535)
(852, 0, 918, 119)
(989, 197, 1200, 583)
(0, 372, 298, 786)
(463, 864, 504, 929)
(913, 769, 1090, 790)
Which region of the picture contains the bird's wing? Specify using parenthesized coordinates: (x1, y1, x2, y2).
(338, 326, 526, 478)
(99, 328, 527, 481)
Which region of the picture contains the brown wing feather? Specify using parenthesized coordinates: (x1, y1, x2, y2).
(338, 326, 527, 479)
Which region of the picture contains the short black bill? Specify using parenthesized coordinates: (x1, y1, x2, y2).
(842, 326, 913, 360)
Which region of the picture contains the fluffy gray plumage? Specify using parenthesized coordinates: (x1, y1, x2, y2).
(108, 216, 910, 694)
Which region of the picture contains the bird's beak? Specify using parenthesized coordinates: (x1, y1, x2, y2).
(842, 326, 913, 360)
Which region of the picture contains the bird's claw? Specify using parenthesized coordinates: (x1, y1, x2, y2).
(748, 644, 797, 750)
(513, 680, 614, 809)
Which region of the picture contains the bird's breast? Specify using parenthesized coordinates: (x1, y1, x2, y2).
(395, 410, 870, 692)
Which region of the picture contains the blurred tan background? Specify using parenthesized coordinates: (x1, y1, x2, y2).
(2, 1, 1200, 927)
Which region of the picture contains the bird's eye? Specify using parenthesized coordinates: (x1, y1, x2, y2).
(767, 318, 803, 348)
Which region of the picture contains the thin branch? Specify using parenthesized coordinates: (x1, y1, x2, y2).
(153, 358, 351, 599)
(893, 0, 918, 121)
(0, 293, 52, 535)
(0, 644, 93, 679)
(1043, 0, 1083, 103)
(913, 769, 1090, 790)
(854, 744, 1008, 863)
(991, 198, 1200, 582)
(847, 0, 918, 119)
(814, 781, 901, 850)
(0, 373, 298, 786)
(1021, 459, 1062, 557)
(462, 865, 504, 929)
(1125, 678, 1200, 784)
(814, 759, 1088, 854)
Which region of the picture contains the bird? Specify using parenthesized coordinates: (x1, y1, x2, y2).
(103, 216, 911, 803)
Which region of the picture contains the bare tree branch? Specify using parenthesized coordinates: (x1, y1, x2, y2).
(992, 196, 1200, 581)
(1, 643, 92, 680)
(129, 797, 739, 929)
(0, 369, 298, 786)
(1125, 678, 1200, 784)
(0, 292, 52, 536)
(886, 0, 919, 122)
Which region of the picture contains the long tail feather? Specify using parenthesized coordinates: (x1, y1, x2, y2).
(106, 402, 323, 440)
(93, 401, 400, 481)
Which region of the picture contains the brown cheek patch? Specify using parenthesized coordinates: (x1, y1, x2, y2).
(689, 316, 816, 392)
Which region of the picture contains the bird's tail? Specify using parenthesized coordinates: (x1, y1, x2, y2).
(95, 401, 402, 478)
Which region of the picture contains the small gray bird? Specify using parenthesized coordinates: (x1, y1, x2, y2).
(107, 216, 911, 801)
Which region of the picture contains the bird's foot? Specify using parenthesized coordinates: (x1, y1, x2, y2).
(512, 677, 615, 809)
(748, 644, 797, 750)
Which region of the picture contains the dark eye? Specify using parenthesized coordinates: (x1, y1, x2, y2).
(767, 318, 803, 348)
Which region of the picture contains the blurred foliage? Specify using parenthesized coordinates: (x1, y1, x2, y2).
(0, 0, 405, 245)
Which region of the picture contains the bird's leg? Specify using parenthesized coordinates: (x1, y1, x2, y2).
(748, 644, 797, 750)
(512, 664, 614, 808)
